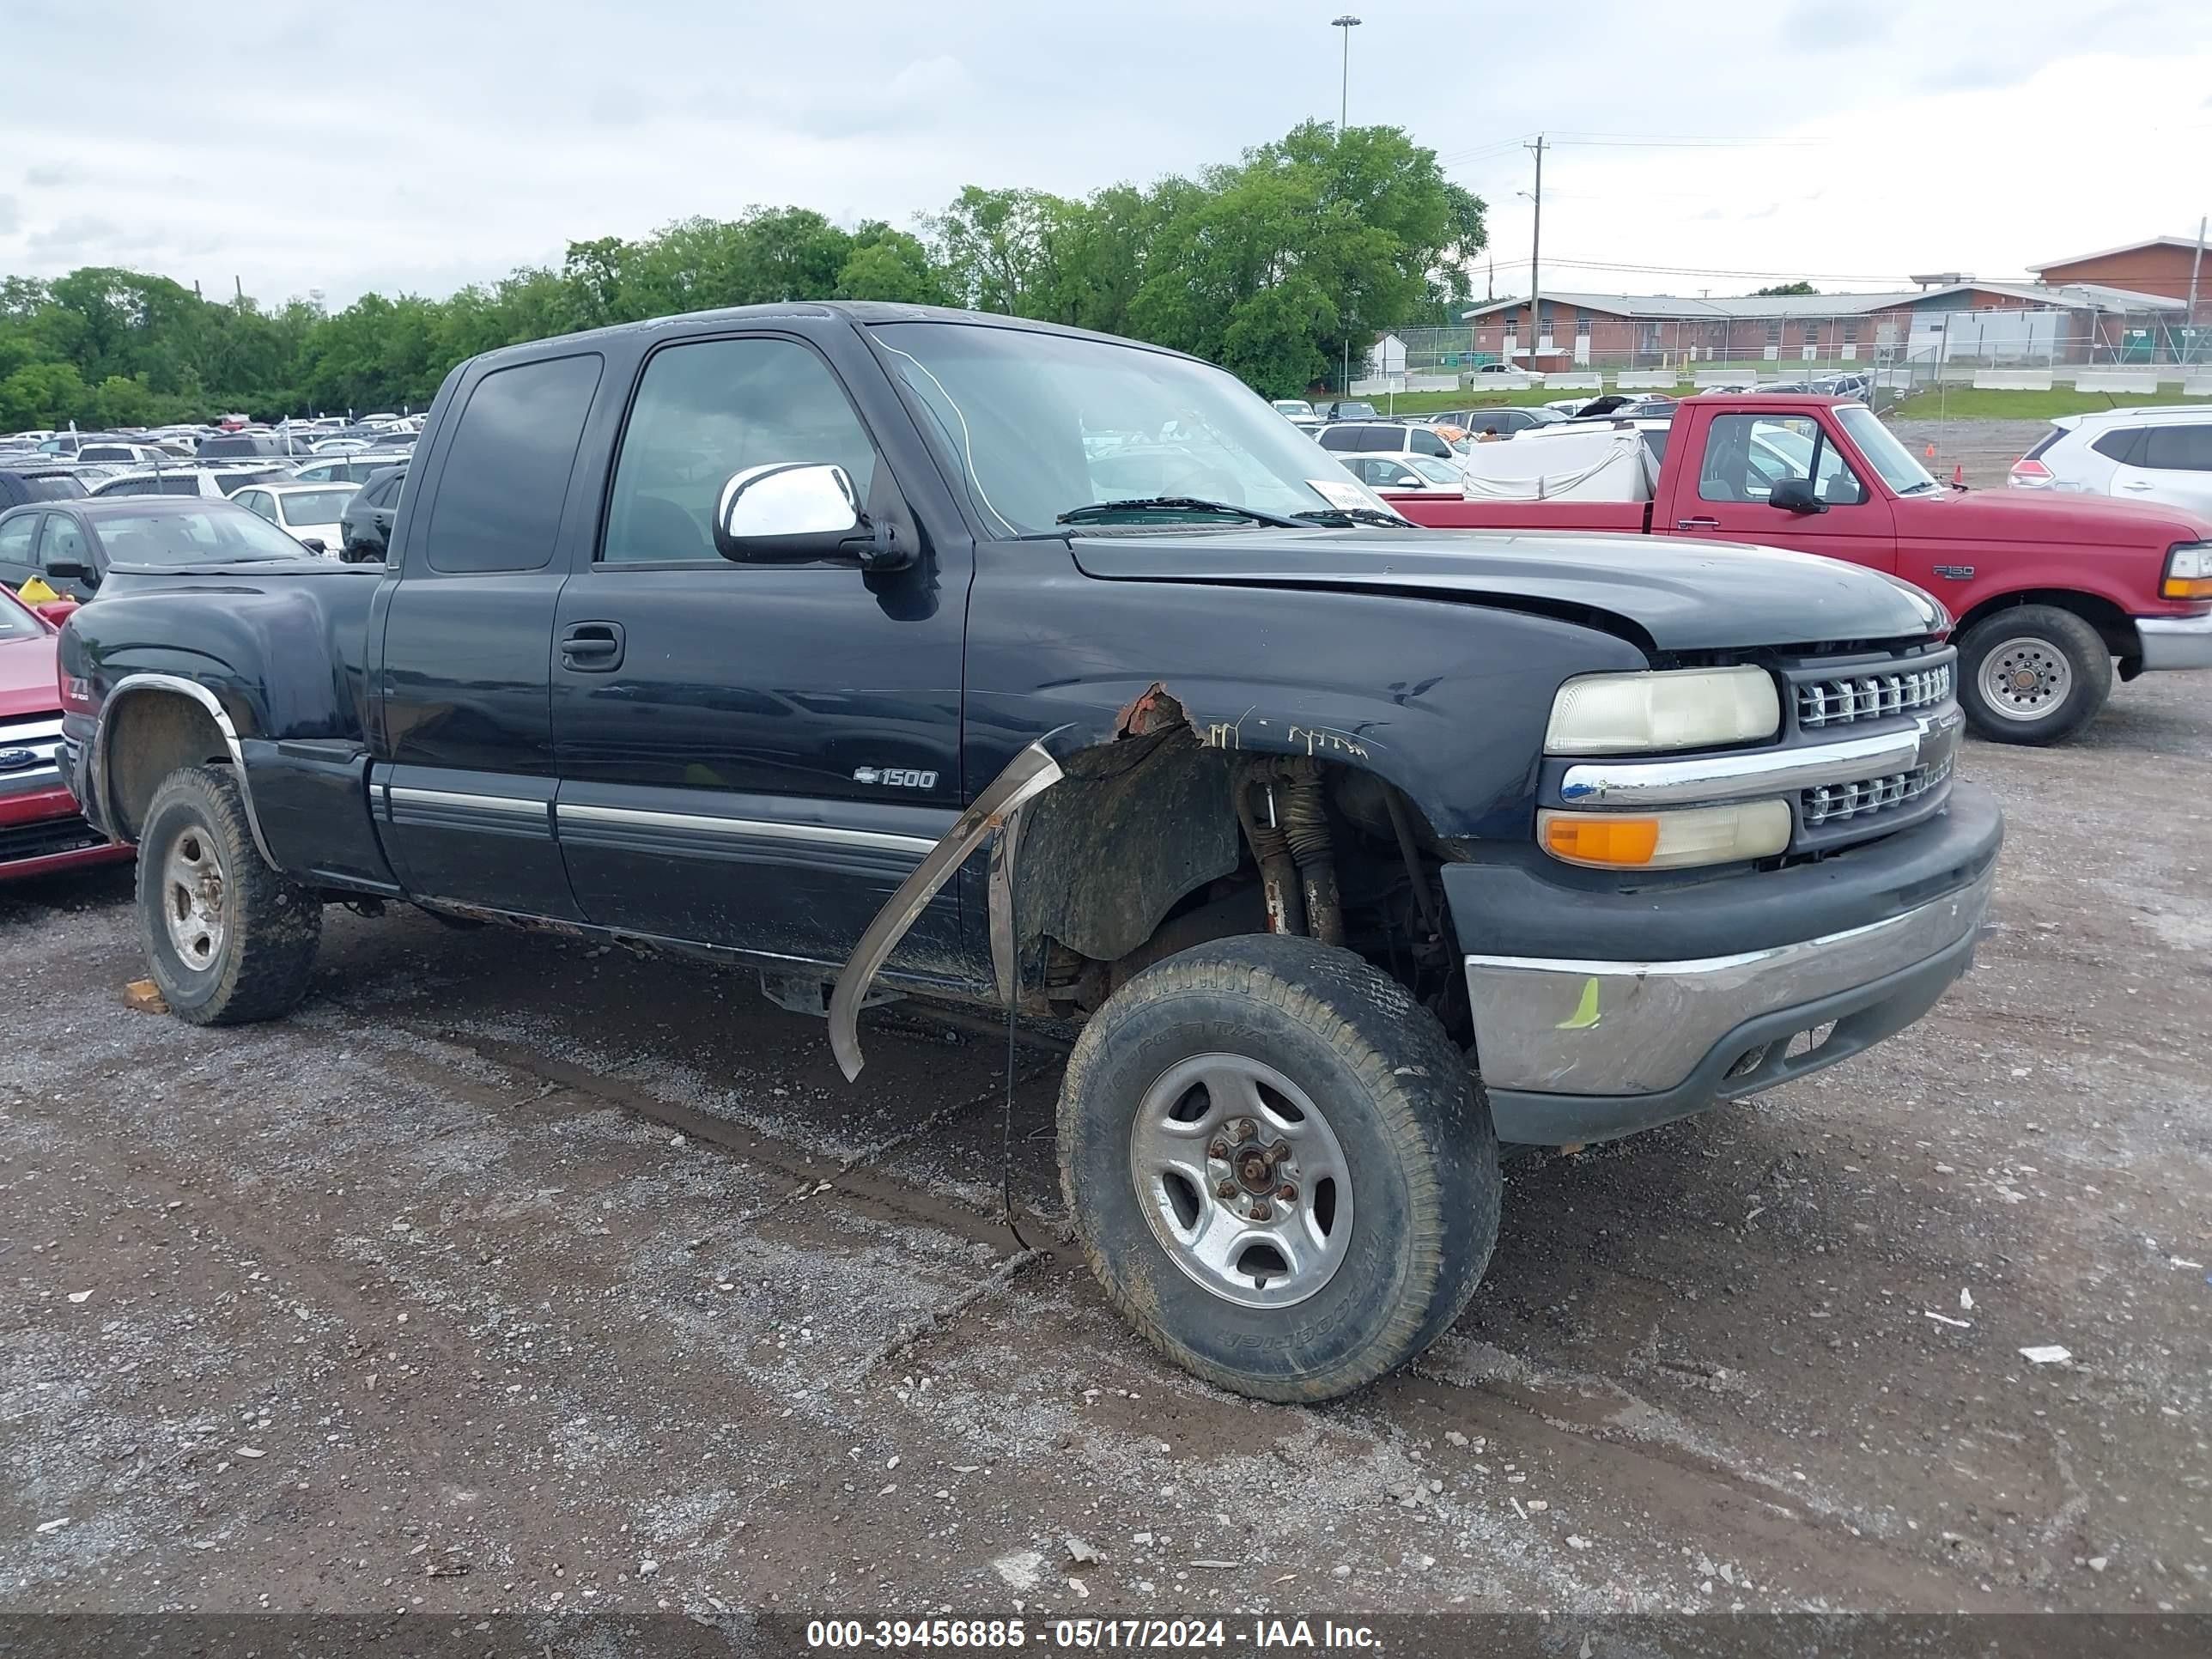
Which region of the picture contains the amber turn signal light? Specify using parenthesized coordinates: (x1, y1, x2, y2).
(1542, 814, 1662, 866)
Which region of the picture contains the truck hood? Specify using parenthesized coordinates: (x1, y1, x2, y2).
(1068, 526, 1944, 652)
(1904, 485, 2211, 547)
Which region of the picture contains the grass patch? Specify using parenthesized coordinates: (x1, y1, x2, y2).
(1367, 387, 1572, 414)
(1885, 387, 2212, 422)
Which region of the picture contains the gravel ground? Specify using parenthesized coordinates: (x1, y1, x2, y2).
(1880, 417, 2051, 488)
(2, 674, 2208, 1625)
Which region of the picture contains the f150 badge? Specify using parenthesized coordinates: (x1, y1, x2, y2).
(854, 766, 938, 789)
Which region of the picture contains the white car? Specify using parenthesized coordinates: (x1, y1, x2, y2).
(1340, 454, 1463, 493)
(1316, 421, 1460, 461)
(2009, 406, 2212, 516)
(1272, 398, 1321, 429)
(228, 481, 360, 555)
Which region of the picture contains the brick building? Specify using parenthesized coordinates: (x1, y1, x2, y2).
(2030, 236, 2208, 318)
(1461, 279, 2185, 369)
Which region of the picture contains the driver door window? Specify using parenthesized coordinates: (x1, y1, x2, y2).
(1699, 414, 1865, 506)
(600, 337, 878, 565)
(40, 514, 88, 571)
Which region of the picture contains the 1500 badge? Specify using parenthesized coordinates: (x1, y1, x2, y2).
(854, 766, 938, 788)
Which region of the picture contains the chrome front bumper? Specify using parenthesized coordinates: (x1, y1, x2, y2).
(2136, 612, 2212, 672)
(1465, 859, 1995, 1145)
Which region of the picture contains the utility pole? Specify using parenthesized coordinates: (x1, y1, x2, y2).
(1333, 14, 1360, 398)
(1525, 135, 1547, 374)
(2188, 215, 2207, 362)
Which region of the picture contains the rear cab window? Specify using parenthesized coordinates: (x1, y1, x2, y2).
(422, 354, 605, 574)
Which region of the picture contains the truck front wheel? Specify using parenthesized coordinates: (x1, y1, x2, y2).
(1058, 933, 1498, 1403)
(1957, 605, 2111, 744)
(137, 766, 322, 1024)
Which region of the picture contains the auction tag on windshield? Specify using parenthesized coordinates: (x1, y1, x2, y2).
(1306, 478, 1373, 510)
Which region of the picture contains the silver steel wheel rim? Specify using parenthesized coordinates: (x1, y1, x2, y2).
(1978, 636, 2073, 721)
(1127, 1053, 1354, 1310)
(162, 824, 228, 974)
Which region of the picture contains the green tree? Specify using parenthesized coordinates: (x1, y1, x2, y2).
(0, 361, 90, 428)
(1753, 281, 1818, 296)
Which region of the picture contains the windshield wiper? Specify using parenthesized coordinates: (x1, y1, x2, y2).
(1055, 496, 1310, 528)
(1291, 507, 1415, 529)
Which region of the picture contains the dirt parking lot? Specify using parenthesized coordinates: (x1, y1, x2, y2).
(1885, 417, 2050, 489)
(3, 675, 2209, 1625)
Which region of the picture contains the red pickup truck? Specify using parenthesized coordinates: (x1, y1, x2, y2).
(1388, 395, 2212, 743)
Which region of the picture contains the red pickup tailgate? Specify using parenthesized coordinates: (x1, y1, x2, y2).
(1382, 493, 1650, 535)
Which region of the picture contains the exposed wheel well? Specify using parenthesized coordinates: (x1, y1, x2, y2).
(104, 693, 232, 842)
(1007, 714, 1464, 1036)
(1954, 589, 2139, 662)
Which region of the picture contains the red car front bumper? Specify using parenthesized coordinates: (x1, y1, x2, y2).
(0, 779, 133, 883)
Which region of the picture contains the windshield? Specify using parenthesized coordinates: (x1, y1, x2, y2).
(95, 507, 310, 566)
(872, 322, 1392, 534)
(278, 488, 355, 526)
(1834, 405, 1937, 493)
(0, 591, 43, 640)
(1407, 456, 1462, 483)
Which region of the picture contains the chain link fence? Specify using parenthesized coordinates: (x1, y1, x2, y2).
(1358, 311, 2212, 398)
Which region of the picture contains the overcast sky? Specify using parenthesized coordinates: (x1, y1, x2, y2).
(4, 0, 2208, 310)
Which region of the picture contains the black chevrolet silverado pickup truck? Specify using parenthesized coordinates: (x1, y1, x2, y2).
(57, 302, 2002, 1401)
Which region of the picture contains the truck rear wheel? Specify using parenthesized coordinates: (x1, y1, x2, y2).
(1057, 933, 1498, 1402)
(1957, 605, 2110, 745)
(137, 766, 322, 1025)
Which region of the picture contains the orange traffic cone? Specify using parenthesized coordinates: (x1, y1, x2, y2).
(1923, 443, 1937, 459)
(1952, 463, 1964, 486)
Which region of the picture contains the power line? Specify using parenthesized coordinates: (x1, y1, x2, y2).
(1536, 254, 1913, 283)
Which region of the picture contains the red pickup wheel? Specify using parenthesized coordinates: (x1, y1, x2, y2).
(1955, 605, 2112, 745)
(1057, 933, 1499, 1402)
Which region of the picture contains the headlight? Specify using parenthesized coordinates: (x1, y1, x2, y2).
(2166, 542, 2212, 601)
(1546, 666, 1780, 755)
(1540, 801, 1792, 870)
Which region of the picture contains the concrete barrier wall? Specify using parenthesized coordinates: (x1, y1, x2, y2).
(2073, 370, 2161, 393)
(1546, 373, 1603, 390)
(1972, 369, 2055, 391)
(2180, 374, 2212, 398)
(1616, 371, 1678, 389)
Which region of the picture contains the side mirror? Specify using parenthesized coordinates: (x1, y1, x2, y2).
(42, 558, 91, 580)
(33, 599, 80, 626)
(1769, 477, 1826, 514)
(301, 538, 328, 555)
(714, 462, 859, 560)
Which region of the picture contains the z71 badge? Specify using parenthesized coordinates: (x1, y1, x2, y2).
(854, 766, 938, 789)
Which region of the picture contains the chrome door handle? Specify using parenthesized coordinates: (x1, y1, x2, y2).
(1676, 516, 1722, 529)
(2120, 480, 2153, 490)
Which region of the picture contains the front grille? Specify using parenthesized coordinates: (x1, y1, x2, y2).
(1796, 665, 1953, 729)
(0, 813, 106, 865)
(1802, 757, 1952, 828)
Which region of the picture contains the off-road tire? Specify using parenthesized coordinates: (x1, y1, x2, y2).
(1058, 933, 1499, 1402)
(1956, 604, 2111, 745)
(137, 766, 322, 1025)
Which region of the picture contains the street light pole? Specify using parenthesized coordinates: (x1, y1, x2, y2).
(1333, 15, 1361, 399)
(1333, 15, 1360, 136)
(1526, 134, 1547, 376)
